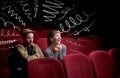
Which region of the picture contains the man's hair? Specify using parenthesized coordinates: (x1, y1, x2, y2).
(21, 28, 34, 35)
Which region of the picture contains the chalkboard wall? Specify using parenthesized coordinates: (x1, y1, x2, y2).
(0, 0, 96, 36)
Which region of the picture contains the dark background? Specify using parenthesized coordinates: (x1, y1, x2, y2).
(97, 0, 120, 49)
(0, 0, 119, 49)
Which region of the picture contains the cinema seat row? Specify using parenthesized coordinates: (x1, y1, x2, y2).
(37, 36, 104, 55)
(0, 36, 120, 78)
(25, 37, 120, 78)
(27, 49, 119, 78)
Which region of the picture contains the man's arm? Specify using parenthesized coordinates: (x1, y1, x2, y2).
(26, 44, 45, 61)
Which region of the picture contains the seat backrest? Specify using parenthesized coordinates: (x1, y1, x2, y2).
(88, 50, 115, 78)
(77, 37, 98, 55)
(0, 68, 10, 78)
(0, 46, 10, 78)
(39, 29, 51, 38)
(61, 53, 95, 78)
(37, 37, 80, 55)
(0, 46, 9, 68)
(27, 58, 65, 78)
(37, 38, 47, 54)
(108, 48, 120, 77)
(33, 30, 41, 43)
(61, 38, 80, 54)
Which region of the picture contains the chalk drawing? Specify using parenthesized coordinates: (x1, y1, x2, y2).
(0, 39, 17, 45)
(42, 0, 64, 22)
(33, 0, 39, 18)
(0, 29, 20, 37)
(13, 0, 33, 21)
(1, 1, 26, 26)
(59, 11, 95, 35)
(0, 17, 20, 31)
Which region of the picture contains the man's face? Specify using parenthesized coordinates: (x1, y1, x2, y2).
(23, 33, 34, 45)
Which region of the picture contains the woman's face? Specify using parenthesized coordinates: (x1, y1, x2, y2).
(51, 33, 61, 44)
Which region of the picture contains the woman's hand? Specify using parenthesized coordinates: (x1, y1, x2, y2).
(53, 44, 62, 53)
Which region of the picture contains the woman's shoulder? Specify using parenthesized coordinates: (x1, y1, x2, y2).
(61, 44, 66, 49)
(45, 46, 52, 52)
(61, 44, 66, 47)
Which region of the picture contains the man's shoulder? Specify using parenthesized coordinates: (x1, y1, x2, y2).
(32, 43, 43, 50)
(32, 43, 39, 47)
(16, 44, 23, 48)
(16, 44, 22, 46)
(15, 44, 25, 50)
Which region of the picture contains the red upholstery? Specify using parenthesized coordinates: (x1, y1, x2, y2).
(92, 36, 104, 50)
(14, 38, 23, 45)
(0, 68, 10, 78)
(77, 37, 99, 55)
(39, 29, 51, 38)
(37, 38, 47, 54)
(36, 36, 104, 55)
(89, 50, 115, 78)
(61, 38, 80, 54)
(108, 48, 120, 77)
(61, 53, 95, 78)
(33, 30, 41, 43)
(0, 49, 10, 78)
(27, 58, 65, 78)
(37, 37, 80, 55)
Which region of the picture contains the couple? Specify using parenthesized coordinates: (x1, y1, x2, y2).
(8, 28, 66, 78)
(16, 28, 66, 61)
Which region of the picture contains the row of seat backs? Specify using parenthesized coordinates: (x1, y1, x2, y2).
(62, 50, 116, 78)
(37, 36, 103, 55)
(27, 52, 95, 78)
(61, 53, 95, 78)
(27, 50, 116, 78)
(88, 48, 120, 78)
(0, 48, 116, 78)
(0, 38, 117, 78)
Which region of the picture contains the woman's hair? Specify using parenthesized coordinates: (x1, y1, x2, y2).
(47, 30, 61, 46)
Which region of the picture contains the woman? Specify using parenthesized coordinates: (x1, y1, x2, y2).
(45, 30, 66, 60)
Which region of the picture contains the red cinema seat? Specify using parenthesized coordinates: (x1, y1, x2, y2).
(33, 30, 41, 43)
(0, 68, 10, 78)
(37, 38, 47, 54)
(77, 36, 102, 55)
(88, 50, 115, 78)
(61, 53, 95, 78)
(39, 29, 51, 38)
(27, 58, 65, 78)
(0, 49, 10, 78)
(108, 48, 120, 77)
(61, 38, 80, 54)
(16, 38, 23, 44)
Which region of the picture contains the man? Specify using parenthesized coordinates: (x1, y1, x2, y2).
(8, 28, 44, 78)
(16, 28, 44, 61)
